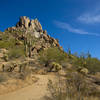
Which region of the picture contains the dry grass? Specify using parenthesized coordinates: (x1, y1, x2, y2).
(44, 72, 100, 100)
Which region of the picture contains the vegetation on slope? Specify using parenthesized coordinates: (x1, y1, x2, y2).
(0, 21, 100, 99)
(39, 47, 100, 74)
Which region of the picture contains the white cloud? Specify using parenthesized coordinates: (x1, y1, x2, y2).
(78, 13, 100, 24)
(54, 21, 100, 36)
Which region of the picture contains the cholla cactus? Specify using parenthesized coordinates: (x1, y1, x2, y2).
(50, 62, 62, 72)
(80, 68, 89, 75)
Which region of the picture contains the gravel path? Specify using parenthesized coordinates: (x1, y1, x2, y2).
(0, 74, 57, 100)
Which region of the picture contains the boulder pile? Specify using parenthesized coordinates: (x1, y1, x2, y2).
(6, 16, 62, 54)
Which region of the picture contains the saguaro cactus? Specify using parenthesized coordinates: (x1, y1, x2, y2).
(29, 39, 32, 58)
(2, 64, 5, 72)
(24, 31, 32, 58)
(24, 37, 28, 57)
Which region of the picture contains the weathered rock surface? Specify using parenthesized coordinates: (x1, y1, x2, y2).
(7, 16, 42, 32)
(16, 16, 30, 29)
(6, 16, 62, 54)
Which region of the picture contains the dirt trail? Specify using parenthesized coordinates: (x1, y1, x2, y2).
(0, 74, 57, 100)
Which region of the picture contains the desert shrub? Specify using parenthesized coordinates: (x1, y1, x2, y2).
(3, 54, 8, 62)
(18, 66, 31, 80)
(73, 55, 100, 74)
(0, 38, 15, 49)
(17, 62, 31, 80)
(0, 74, 7, 83)
(8, 46, 25, 59)
(39, 47, 67, 65)
(1, 33, 10, 40)
(45, 72, 91, 100)
(45, 72, 100, 100)
(66, 72, 90, 100)
(85, 58, 100, 74)
(44, 75, 67, 100)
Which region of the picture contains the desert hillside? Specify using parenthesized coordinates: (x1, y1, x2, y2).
(0, 16, 100, 100)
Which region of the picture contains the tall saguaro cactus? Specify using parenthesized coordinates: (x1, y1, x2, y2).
(24, 37, 28, 57)
(24, 31, 32, 58)
(29, 39, 32, 58)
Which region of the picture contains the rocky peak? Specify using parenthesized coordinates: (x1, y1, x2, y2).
(7, 16, 42, 32)
(5, 16, 62, 49)
(16, 16, 30, 29)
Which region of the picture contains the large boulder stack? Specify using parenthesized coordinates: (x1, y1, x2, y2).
(7, 16, 42, 38)
(16, 16, 30, 29)
(16, 16, 42, 32)
(7, 16, 42, 32)
(6, 16, 62, 54)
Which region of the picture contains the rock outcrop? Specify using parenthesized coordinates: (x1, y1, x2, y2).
(6, 16, 62, 54)
(7, 16, 43, 38)
(16, 16, 30, 29)
(7, 16, 42, 32)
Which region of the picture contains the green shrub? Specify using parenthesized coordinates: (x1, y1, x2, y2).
(0, 39, 15, 49)
(3, 54, 8, 62)
(85, 58, 100, 73)
(39, 47, 67, 65)
(73, 56, 100, 74)
(8, 46, 25, 59)
(0, 74, 7, 83)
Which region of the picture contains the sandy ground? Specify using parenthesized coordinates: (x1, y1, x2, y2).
(0, 74, 57, 100)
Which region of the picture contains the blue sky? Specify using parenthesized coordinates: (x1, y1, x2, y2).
(0, 0, 100, 58)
